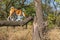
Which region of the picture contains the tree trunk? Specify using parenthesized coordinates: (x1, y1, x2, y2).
(33, 0, 45, 40)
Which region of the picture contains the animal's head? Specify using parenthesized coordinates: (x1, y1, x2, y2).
(10, 6, 15, 10)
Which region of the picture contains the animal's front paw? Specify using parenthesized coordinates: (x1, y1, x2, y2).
(7, 17, 10, 21)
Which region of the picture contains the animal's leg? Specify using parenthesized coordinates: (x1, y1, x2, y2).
(7, 12, 13, 21)
(7, 16, 14, 21)
(7, 8, 15, 21)
(12, 13, 18, 21)
(22, 11, 26, 17)
(7, 16, 11, 21)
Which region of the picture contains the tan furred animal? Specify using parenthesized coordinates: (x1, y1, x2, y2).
(7, 7, 26, 21)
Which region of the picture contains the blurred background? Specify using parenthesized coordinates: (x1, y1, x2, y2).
(0, 0, 60, 40)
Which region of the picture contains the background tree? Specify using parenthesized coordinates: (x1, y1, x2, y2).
(33, 0, 60, 40)
(33, 0, 45, 40)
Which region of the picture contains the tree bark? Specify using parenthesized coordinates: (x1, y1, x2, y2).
(33, 0, 45, 40)
(0, 16, 33, 26)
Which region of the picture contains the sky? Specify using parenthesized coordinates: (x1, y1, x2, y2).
(25, 0, 33, 5)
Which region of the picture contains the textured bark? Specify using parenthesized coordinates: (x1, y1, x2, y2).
(0, 16, 33, 26)
(33, 0, 45, 40)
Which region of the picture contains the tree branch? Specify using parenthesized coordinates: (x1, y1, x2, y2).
(0, 16, 33, 26)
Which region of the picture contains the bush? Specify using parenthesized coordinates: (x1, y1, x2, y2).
(56, 15, 60, 26)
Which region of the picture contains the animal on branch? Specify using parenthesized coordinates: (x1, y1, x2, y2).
(7, 6, 26, 21)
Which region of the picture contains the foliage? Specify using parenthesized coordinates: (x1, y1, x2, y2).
(0, 0, 35, 20)
(55, 0, 60, 2)
(47, 13, 56, 29)
(1, 0, 60, 28)
(42, 0, 60, 28)
(25, 3, 35, 17)
(56, 15, 60, 26)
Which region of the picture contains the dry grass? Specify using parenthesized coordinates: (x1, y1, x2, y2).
(1, 25, 60, 40)
(0, 25, 33, 40)
(46, 27, 60, 40)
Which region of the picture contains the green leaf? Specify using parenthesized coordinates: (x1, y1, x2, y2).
(55, 0, 60, 2)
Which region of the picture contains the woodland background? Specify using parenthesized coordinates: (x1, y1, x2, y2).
(0, 0, 60, 40)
